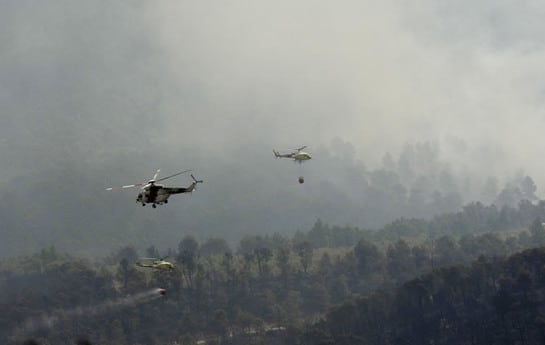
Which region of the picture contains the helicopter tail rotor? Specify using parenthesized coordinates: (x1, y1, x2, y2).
(191, 174, 203, 184)
(189, 174, 203, 192)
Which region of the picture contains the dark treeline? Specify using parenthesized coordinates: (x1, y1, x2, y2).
(3, 199, 545, 344)
(301, 248, 545, 345)
(296, 199, 545, 247)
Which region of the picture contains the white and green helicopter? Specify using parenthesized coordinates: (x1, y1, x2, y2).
(273, 146, 312, 163)
(135, 256, 176, 271)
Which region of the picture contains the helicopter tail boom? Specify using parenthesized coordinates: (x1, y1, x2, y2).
(135, 261, 153, 268)
(273, 149, 292, 158)
(161, 175, 202, 195)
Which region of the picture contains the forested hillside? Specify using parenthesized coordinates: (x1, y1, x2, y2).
(5, 1, 545, 344)
(302, 247, 545, 345)
(3, 199, 545, 344)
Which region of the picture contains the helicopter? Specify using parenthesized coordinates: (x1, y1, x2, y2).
(106, 169, 203, 208)
(273, 146, 312, 163)
(135, 257, 176, 271)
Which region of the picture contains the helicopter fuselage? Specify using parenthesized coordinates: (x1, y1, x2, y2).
(136, 182, 199, 207)
(135, 260, 176, 270)
(153, 261, 175, 270)
(273, 148, 312, 163)
(136, 184, 168, 205)
(291, 152, 312, 162)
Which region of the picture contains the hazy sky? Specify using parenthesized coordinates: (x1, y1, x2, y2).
(3, 1, 545, 178)
(2, 1, 545, 255)
(149, 0, 545, 166)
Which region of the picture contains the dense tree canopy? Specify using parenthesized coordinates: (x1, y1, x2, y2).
(3, 198, 545, 344)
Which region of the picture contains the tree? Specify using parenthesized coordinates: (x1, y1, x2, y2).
(178, 235, 200, 288)
(354, 239, 383, 277)
(200, 237, 231, 257)
(308, 219, 330, 248)
(434, 235, 461, 266)
(254, 247, 273, 275)
(118, 258, 131, 289)
(109, 245, 138, 264)
(116, 258, 144, 291)
(178, 235, 199, 255)
(209, 309, 229, 339)
(238, 235, 262, 255)
(294, 241, 313, 274)
(387, 239, 412, 282)
(146, 245, 160, 259)
(330, 274, 350, 303)
(317, 252, 333, 278)
(411, 244, 430, 271)
(475, 233, 506, 257)
(496, 185, 523, 208)
(302, 281, 330, 314)
(520, 176, 537, 201)
(275, 244, 291, 289)
(482, 176, 499, 204)
(529, 218, 545, 246)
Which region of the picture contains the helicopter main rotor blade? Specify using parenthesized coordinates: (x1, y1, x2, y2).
(106, 168, 191, 190)
(106, 183, 144, 191)
(156, 169, 192, 182)
(152, 169, 161, 182)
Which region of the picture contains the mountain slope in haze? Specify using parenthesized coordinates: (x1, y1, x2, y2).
(0, 140, 537, 258)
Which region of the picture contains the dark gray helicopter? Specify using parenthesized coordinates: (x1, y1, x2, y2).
(107, 169, 203, 208)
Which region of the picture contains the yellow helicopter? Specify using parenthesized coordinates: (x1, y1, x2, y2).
(273, 146, 312, 163)
(106, 169, 203, 208)
(134, 257, 176, 271)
